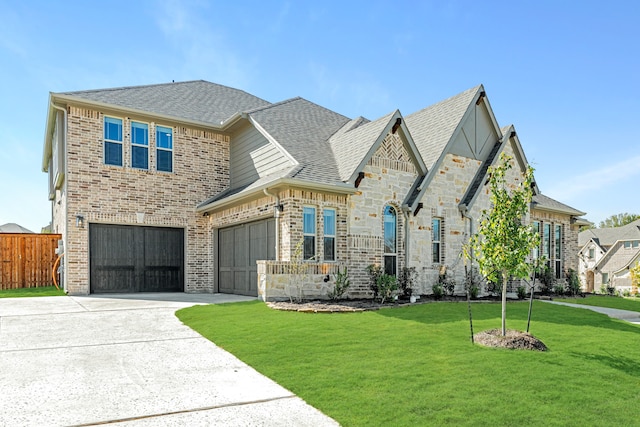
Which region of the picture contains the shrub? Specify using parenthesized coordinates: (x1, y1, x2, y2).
(439, 271, 456, 296)
(538, 266, 556, 295)
(485, 277, 500, 297)
(432, 283, 444, 300)
(566, 269, 581, 296)
(553, 283, 566, 296)
(517, 286, 527, 300)
(606, 285, 616, 296)
(623, 289, 631, 297)
(469, 285, 479, 300)
(398, 267, 417, 298)
(328, 267, 350, 301)
(365, 264, 383, 299)
(376, 274, 398, 304)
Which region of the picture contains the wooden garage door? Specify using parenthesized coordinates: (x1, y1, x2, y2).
(90, 224, 184, 293)
(218, 219, 275, 296)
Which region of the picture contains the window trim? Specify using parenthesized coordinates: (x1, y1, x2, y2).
(104, 116, 123, 167)
(432, 217, 442, 264)
(384, 205, 397, 276)
(156, 124, 173, 173)
(323, 208, 336, 262)
(131, 120, 149, 170)
(303, 206, 316, 260)
(532, 221, 540, 260)
(554, 224, 562, 279)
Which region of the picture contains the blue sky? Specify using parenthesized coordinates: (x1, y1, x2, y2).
(1, 0, 638, 232)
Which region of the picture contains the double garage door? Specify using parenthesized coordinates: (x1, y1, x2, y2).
(90, 224, 184, 293)
(219, 218, 275, 296)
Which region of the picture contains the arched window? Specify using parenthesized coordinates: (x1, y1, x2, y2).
(383, 205, 397, 276)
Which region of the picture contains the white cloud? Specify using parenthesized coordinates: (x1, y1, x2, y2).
(153, 0, 253, 88)
(545, 155, 640, 201)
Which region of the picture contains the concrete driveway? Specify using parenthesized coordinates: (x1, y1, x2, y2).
(0, 294, 338, 427)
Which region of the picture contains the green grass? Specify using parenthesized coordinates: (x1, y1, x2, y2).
(0, 286, 65, 298)
(556, 294, 640, 312)
(177, 301, 640, 426)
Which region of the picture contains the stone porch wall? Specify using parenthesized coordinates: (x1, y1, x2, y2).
(257, 260, 347, 301)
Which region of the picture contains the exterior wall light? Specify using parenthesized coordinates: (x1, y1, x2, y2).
(76, 215, 85, 228)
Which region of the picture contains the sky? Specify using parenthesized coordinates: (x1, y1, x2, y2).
(0, 0, 638, 233)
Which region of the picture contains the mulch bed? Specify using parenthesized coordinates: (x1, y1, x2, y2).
(474, 329, 548, 351)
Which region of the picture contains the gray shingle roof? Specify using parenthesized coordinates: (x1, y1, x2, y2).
(57, 80, 270, 126)
(405, 85, 481, 170)
(0, 223, 34, 233)
(329, 112, 396, 182)
(531, 194, 586, 216)
(248, 97, 351, 185)
(579, 219, 640, 248)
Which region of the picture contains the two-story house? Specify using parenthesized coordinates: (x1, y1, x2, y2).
(578, 219, 640, 293)
(42, 80, 586, 299)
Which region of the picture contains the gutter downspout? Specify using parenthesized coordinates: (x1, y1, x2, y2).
(263, 188, 280, 261)
(50, 102, 68, 293)
(459, 204, 474, 282)
(401, 205, 411, 269)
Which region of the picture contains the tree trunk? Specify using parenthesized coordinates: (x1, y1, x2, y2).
(501, 270, 508, 336)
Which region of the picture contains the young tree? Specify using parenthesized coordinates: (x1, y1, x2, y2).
(469, 153, 540, 336)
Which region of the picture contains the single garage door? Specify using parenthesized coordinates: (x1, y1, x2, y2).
(219, 219, 275, 296)
(90, 224, 184, 293)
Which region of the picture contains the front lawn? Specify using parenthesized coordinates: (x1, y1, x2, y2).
(177, 301, 640, 426)
(0, 286, 65, 298)
(556, 294, 640, 312)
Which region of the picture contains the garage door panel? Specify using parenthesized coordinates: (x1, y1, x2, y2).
(90, 224, 184, 293)
(218, 219, 275, 297)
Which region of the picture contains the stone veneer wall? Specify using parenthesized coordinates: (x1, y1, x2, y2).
(61, 105, 229, 294)
(346, 132, 418, 296)
(530, 209, 580, 282)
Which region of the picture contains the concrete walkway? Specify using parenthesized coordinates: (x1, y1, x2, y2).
(543, 300, 640, 324)
(0, 294, 339, 427)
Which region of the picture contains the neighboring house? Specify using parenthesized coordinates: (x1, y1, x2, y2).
(578, 219, 640, 293)
(42, 80, 586, 299)
(0, 223, 34, 233)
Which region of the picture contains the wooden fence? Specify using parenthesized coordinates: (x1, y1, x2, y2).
(0, 234, 62, 290)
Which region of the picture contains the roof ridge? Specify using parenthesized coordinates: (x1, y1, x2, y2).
(406, 84, 482, 118)
(58, 79, 210, 95)
(245, 97, 302, 114)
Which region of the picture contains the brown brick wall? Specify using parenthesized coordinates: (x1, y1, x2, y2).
(61, 105, 229, 294)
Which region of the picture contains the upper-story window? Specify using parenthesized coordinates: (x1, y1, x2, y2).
(104, 117, 123, 166)
(156, 125, 173, 172)
(588, 248, 595, 259)
(624, 241, 632, 249)
(384, 206, 397, 275)
(323, 208, 336, 261)
(432, 217, 442, 264)
(634, 241, 639, 248)
(303, 206, 316, 260)
(131, 122, 149, 170)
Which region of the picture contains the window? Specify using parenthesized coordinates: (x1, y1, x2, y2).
(432, 217, 442, 264)
(589, 248, 595, 259)
(634, 241, 639, 248)
(323, 209, 336, 261)
(156, 125, 173, 172)
(543, 223, 551, 263)
(104, 117, 123, 166)
(624, 241, 632, 249)
(131, 121, 149, 170)
(602, 272, 609, 284)
(303, 206, 316, 260)
(384, 206, 397, 275)
(532, 221, 540, 259)
(554, 224, 562, 279)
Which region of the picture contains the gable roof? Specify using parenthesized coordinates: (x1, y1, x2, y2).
(54, 80, 270, 126)
(247, 97, 351, 185)
(405, 85, 483, 170)
(579, 219, 640, 248)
